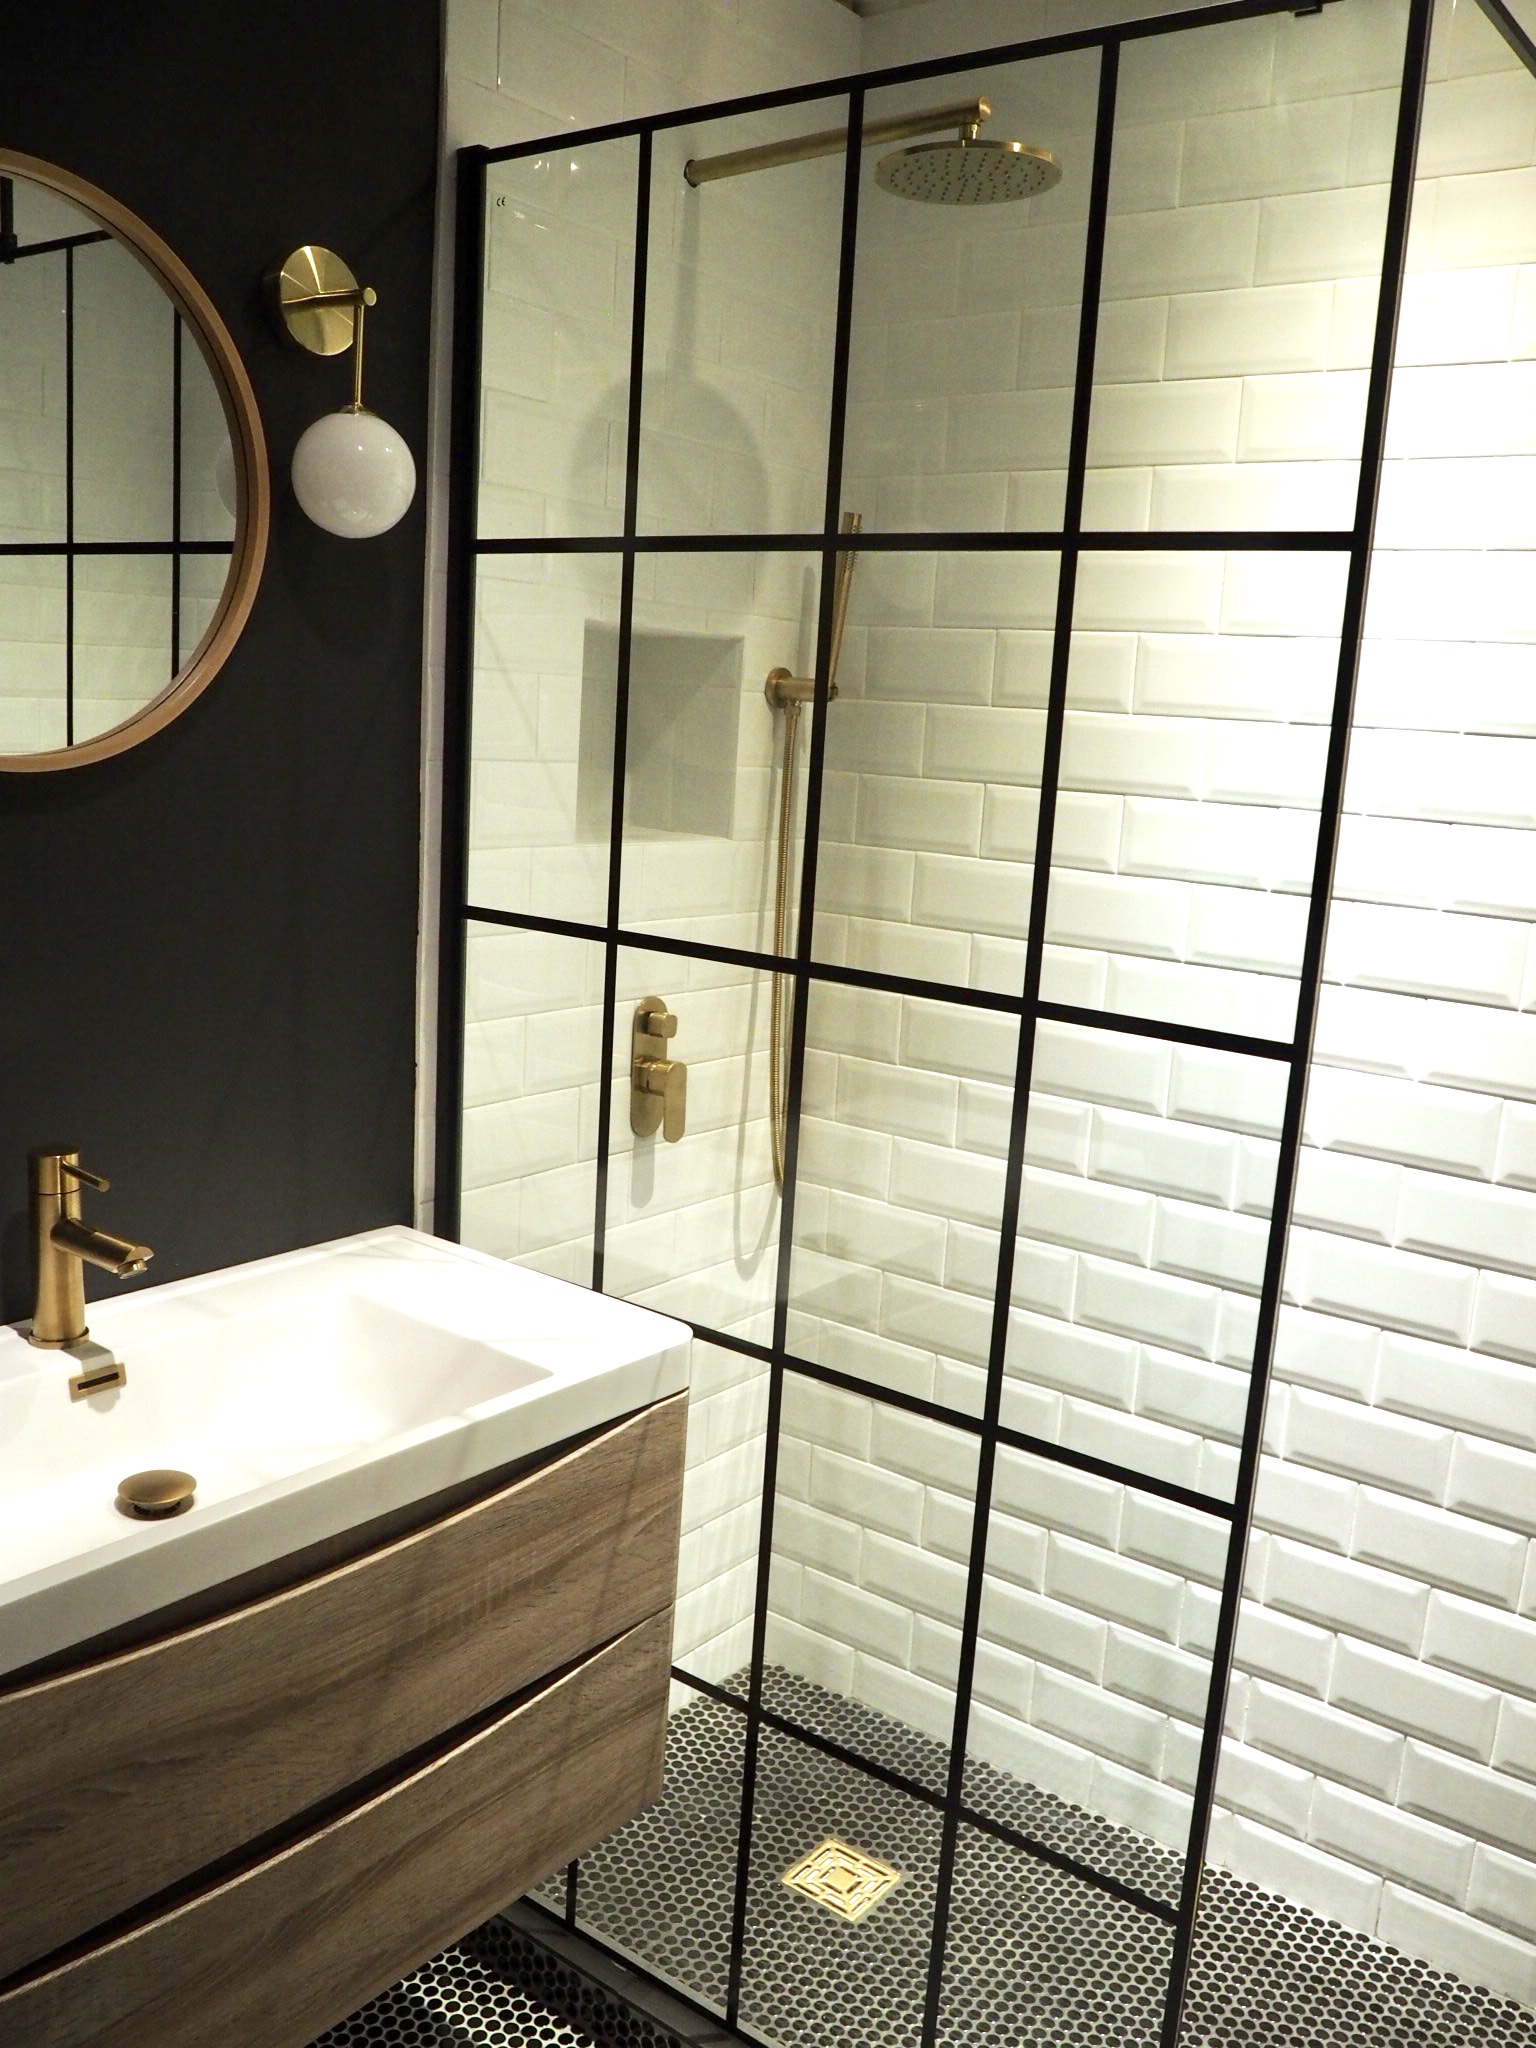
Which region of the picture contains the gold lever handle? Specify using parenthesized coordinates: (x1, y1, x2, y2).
(638, 1002, 678, 1042)
(60, 1161, 110, 1193)
(636, 1058, 688, 1144)
(631, 997, 687, 1142)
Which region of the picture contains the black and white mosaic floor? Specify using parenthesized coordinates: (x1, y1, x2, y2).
(310, 1919, 691, 2048)
(317, 1670, 1536, 2048)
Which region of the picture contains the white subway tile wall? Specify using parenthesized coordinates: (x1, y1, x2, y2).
(765, 1375, 981, 1780)
(438, 0, 1536, 2008)
(788, 980, 1020, 1411)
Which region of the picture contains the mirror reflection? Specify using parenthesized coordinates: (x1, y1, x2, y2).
(0, 171, 236, 757)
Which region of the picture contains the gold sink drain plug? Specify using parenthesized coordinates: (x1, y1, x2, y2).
(116, 1469, 197, 1520)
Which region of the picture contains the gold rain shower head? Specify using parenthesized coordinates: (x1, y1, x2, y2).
(683, 96, 1060, 206)
(873, 134, 1061, 205)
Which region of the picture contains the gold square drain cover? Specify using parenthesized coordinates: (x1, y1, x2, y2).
(782, 1837, 903, 1923)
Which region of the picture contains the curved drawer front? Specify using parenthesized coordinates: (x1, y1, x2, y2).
(0, 1610, 671, 2048)
(0, 1392, 685, 1981)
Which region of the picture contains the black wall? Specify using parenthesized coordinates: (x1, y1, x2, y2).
(0, 4, 439, 1317)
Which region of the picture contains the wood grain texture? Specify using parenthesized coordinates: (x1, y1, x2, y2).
(0, 1392, 685, 1980)
(0, 1610, 671, 2048)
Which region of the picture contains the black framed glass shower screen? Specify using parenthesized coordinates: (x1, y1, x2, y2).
(436, 1, 1433, 2041)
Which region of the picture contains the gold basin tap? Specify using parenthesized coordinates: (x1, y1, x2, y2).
(28, 1148, 154, 1349)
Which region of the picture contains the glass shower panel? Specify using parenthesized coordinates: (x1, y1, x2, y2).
(1085, 0, 1410, 534)
(0, 555, 65, 754)
(810, 549, 1060, 997)
(574, 1682, 749, 2018)
(789, 979, 1018, 1416)
(458, 920, 605, 1282)
(842, 47, 1102, 535)
(466, 551, 622, 926)
(1038, 547, 1346, 1042)
(178, 324, 237, 544)
(71, 553, 171, 745)
(605, 941, 778, 1339)
(480, 139, 639, 539)
(961, 1444, 1226, 1907)
(0, 245, 65, 544)
(935, 1822, 1175, 2045)
(674, 1335, 768, 1695)
(639, 101, 847, 536)
(763, 1372, 979, 1794)
(178, 551, 229, 664)
(73, 238, 171, 542)
(1008, 1017, 1287, 1501)
(616, 550, 820, 951)
(736, 1725, 943, 2048)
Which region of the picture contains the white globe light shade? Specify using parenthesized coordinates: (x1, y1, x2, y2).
(291, 408, 416, 539)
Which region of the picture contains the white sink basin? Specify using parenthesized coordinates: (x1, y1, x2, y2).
(0, 1226, 691, 1679)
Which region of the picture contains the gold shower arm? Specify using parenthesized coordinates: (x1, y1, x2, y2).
(684, 98, 988, 187)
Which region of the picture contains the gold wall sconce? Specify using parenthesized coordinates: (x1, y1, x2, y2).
(266, 245, 417, 538)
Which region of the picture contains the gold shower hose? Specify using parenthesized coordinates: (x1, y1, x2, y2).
(769, 511, 862, 1188)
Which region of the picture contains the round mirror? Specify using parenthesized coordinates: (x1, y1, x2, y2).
(0, 152, 268, 771)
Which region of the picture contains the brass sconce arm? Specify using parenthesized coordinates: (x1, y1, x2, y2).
(279, 281, 377, 410)
(267, 250, 379, 406)
(264, 245, 416, 539)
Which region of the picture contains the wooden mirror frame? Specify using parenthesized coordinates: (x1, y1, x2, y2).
(0, 149, 270, 772)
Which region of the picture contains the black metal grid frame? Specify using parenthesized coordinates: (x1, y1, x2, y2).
(0, 183, 231, 744)
(1476, 0, 1536, 71)
(435, 0, 1434, 2038)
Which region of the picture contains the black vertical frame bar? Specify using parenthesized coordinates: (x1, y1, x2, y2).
(64, 242, 75, 748)
(568, 126, 652, 1926)
(723, 84, 866, 2033)
(918, 39, 1118, 2048)
(432, 143, 490, 1242)
(1156, 2, 1432, 2039)
(588, 128, 653, 1300)
(171, 312, 183, 675)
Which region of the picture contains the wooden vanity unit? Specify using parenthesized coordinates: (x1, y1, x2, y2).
(0, 1391, 686, 2048)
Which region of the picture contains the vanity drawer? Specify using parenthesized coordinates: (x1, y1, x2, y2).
(0, 1609, 671, 2048)
(0, 1390, 685, 1980)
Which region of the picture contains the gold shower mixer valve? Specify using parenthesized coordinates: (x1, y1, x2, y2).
(631, 997, 687, 1143)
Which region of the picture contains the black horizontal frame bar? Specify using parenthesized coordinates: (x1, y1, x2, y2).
(0, 540, 234, 557)
(1036, 998, 1293, 1066)
(476, 0, 1336, 165)
(668, 1664, 1181, 1925)
(463, 901, 1295, 1064)
(3, 228, 111, 261)
(671, 1312, 1236, 1521)
(475, 528, 1354, 556)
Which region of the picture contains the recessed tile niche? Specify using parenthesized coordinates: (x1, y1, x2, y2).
(577, 623, 743, 840)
